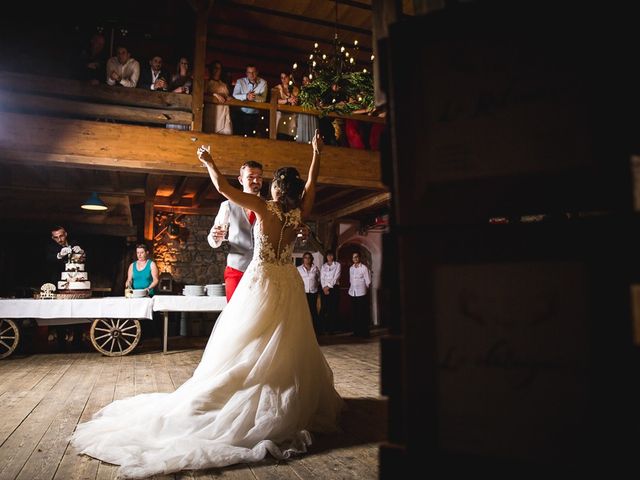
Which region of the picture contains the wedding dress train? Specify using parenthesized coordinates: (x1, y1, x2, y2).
(71, 202, 344, 478)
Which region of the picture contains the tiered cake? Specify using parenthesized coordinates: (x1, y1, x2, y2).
(57, 253, 91, 298)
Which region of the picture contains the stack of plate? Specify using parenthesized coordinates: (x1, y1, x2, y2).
(131, 289, 148, 298)
(205, 284, 225, 296)
(183, 285, 205, 296)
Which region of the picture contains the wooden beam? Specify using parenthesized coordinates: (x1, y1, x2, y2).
(0, 92, 192, 126)
(144, 174, 163, 241)
(0, 191, 133, 226)
(314, 187, 360, 209)
(0, 72, 191, 110)
(191, 1, 211, 132)
(192, 181, 213, 207)
(109, 171, 121, 192)
(336, 0, 372, 10)
(145, 174, 163, 198)
(154, 204, 219, 216)
(220, 2, 371, 36)
(209, 18, 372, 54)
(269, 91, 278, 140)
(170, 176, 189, 205)
(0, 183, 144, 197)
(24, 165, 50, 188)
(144, 200, 154, 241)
(0, 220, 137, 237)
(317, 191, 391, 219)
(207, 97, 386, 125)
(0, 113, 384, 189)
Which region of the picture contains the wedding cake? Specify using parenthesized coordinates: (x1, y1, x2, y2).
(57, 252, 92, 297)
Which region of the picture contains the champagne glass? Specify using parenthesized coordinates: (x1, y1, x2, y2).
(218, 222, 229, 241)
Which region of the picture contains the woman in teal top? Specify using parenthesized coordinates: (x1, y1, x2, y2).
(125, 243, 159, 296)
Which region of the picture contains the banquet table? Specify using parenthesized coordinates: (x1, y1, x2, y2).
(152, 295, 227, 353)
(0, 295, 226, 358)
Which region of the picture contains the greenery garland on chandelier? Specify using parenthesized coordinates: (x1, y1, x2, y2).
(293, 0, 375, 118)
(297, 69, 375, 117)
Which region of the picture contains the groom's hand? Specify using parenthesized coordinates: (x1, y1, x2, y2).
(212, 226, 225, 241)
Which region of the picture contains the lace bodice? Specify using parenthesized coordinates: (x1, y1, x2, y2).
(253, 201, 302, 266)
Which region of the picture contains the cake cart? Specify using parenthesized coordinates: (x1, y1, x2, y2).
(0, 297, 152, 359)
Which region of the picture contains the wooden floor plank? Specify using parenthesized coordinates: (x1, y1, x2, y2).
(51, 355, 123, 480)
(0, 355, 66, 396)
(15, 356, 104, 480)
(0, 360, 73, 446)
(0, 354, 92, 479)
(250, 460, 301, 480)
(0, 336, 384, 480)
(150, 353, 176, 394)
(134, 354, 157, 395)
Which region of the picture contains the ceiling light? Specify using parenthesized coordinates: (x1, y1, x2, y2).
(81, 192, 108, 211)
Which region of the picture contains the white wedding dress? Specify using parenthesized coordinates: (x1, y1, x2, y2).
(71, 202, 344, 479)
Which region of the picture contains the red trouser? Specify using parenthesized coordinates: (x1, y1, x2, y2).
(223, 266, 245, 301)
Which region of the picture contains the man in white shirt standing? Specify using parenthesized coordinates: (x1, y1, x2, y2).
(106, 45, 140, 88)
(232, 64, 267, 137)
(348, 252, 371, 338)
(320, 250, 341, 334)
(207, 160, 263, 301)
(297, 252, 321, 334)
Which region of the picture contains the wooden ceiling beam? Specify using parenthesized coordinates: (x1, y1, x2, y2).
(220, 1, 371, 35)
(0, 112, 383, 189)
(208, 21, 373, 54)
(109, 171, 121, 192)
(192, 181, 214, 208)
(170, 176, 190, 205)
(144, 173, 164, 241)
(0, 183, 145, 197)
(336, 0, 372, 10)
(154, 204, 219, 216)
(314, 187, 361, 209)
(316, 191, 390, 220)
(145, 174, 164, 199)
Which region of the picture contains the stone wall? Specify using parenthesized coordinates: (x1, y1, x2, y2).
(152, 213, 227, 287)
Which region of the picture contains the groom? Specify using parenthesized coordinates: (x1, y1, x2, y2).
(208, 160, 263, 300)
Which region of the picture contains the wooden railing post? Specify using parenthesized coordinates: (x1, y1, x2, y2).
(269, 88, 278, 140)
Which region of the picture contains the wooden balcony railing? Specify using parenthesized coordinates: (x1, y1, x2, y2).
(204, 90, 385, 140)
(0, 71, 192, 127)
(0, 71, 385, 144)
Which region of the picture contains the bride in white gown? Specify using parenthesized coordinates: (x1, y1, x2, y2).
(70, 131, 344, 479)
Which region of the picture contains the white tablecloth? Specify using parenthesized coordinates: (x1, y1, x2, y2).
(152, 295, 227, 312)
(0, 298, 154, 319)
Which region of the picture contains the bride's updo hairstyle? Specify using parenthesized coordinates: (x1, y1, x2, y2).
(272, 166, 304, 213)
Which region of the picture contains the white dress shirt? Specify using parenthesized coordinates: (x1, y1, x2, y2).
(320, 261, 341, 289)
(207, 201, 230, 249)
(348, 263, 371, 297)
(232, 77, 268, 114)
(297, 264, 320, 293)
(106, 56, 141, 87)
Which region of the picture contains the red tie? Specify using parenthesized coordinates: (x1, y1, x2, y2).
(248, 211, 256, 225)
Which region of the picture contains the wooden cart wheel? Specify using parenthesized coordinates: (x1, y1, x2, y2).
(0, 319, 20, 359)
(90, 318, 141, 356)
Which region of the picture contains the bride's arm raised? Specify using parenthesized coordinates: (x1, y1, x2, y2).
(197, 146, 267, 217)
(300, 129, 323, 219)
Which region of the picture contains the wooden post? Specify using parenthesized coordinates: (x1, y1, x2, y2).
(269, 89, 278, 140)
(191, 1, 214, 132)
(144, 174, 162, 241)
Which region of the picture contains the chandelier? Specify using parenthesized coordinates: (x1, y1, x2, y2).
(294, 0, 375, 116)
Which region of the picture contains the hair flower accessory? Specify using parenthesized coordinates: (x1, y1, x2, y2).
(280, 174, 285, 180)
